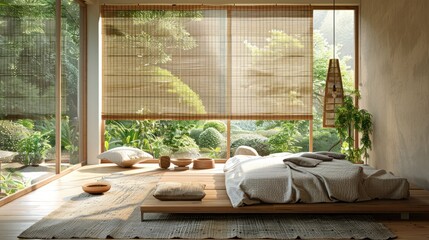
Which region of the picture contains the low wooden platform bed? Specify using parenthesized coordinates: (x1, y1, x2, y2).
(140, 153, 429, 221)
(140, 187, 429, 221)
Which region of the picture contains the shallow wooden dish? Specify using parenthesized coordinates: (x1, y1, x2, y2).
(82, 181, 111, 194)
(193, 158, 215, 169)
(170, 158, 192, 167)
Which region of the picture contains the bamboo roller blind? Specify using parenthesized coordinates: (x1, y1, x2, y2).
(0, 17, 58, 119)
(101, 5, 313, 120)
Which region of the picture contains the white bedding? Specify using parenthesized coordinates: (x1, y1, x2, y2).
(224, 153, 410, 207)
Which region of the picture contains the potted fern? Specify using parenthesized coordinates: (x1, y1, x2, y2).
(335, 93, 373, 164)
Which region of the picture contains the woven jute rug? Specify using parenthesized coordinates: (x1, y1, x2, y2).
(19, 172, 396, 240)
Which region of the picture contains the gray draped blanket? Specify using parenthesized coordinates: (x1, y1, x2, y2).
(224, 153, 409, 207)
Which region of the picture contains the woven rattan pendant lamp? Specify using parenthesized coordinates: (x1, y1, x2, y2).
(323, 0, 344, 128)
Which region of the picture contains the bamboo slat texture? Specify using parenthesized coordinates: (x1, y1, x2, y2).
(101, 6, 313, 120)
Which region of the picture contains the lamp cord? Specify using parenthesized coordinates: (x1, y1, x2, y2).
(333, 0, 335, 59)
(332, 0, 337, 96)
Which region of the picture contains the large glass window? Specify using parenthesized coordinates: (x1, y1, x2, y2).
(0, 0, 84, 199)
(61, 0, 82, 167)
(101, 5, 314, 160)
(102, 6, 357, 160)
(104, 120, 227, 159)
(312, 9, 355, 152)
(0, 1, 57, 197)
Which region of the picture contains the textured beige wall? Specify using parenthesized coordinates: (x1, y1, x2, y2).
(361, 0, 429, 189)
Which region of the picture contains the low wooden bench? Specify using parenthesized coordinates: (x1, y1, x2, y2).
(140, 179, 429, 221)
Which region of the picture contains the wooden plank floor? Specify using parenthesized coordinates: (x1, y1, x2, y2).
(0, 163, 428, 240)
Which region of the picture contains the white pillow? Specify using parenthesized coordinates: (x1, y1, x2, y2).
(234, 146, 259, 156)
(97, 147, 153, 167)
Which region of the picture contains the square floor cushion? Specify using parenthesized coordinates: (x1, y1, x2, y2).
(153, 182, 206, 201)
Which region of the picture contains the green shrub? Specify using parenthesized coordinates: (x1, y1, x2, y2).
(37, 117, 80, 164)
(0, 121, 31, 152)
(230, 134, 270, 156)
(198, 127, 224, 149)
(297, 128, 341, 152)
(189, 128, 204, 144)
(171, 134, 201, 158)
(17, 131, 52, 166)
(176, 135, 199, 150)
(0, 170, 30, 195)
(158, 120, 199, 153)
(203, 121, 226, 133)
(267, 122, 302, 153)
(17, 119, 34, 130)
(200, 142, 227, 159)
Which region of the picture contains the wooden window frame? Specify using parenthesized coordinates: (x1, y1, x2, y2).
(0, 0, 87, 206)
(99, 5, 359, 160)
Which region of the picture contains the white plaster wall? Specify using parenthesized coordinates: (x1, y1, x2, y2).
(86, 2, 102, 165)
(360, 0, 429, 189)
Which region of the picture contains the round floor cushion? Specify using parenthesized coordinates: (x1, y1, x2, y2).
(82, 181, 111, 194)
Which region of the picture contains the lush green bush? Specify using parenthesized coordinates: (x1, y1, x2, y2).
(200, 142, 227, 159)
(104, 120, 146, 150)
(35, 117, 79, 163)
(267, 122, 302, 153)
(174, 135, 199, 151)
(189, 128, 204, 144)
(297, 128, 340, 152)
(198, 127, 224, 149)
(104, 120, 201, 158)
(230, 134, 270, 156)
(157, 120, 199, 154)
(0, 170, 30, 196)
(203, 120, 226, 133)
(0, 121, 31, 152)
(17, 131, 52, 166)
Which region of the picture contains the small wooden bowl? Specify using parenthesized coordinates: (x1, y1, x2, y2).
(193, 158, 215, 169)
(82, 181, 111, 194)
(170, 158, 193, 167)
